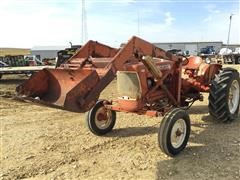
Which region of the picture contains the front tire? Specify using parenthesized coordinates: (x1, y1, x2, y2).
(158, 108, 191, 156)
(86, 100, 116, 136)
(209, 68, 240, 122)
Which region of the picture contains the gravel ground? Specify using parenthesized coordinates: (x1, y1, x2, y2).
(0, 65, 240, 180)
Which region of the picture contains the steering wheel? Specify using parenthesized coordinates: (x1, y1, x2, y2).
(177, 53, 189, 66)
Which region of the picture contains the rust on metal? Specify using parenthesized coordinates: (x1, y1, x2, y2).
(16, 36, 222, 116)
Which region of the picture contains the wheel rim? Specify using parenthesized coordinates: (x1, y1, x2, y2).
(170, 119, 187, 148)
(94, 107, 112, 130)
(228, 80, 240, 114)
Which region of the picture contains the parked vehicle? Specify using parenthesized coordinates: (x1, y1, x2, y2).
(56, 45, 81, 67)
(16, 36, 239, 157)
(0, 55, 53, 79)
(199, 46, 215, 56)
(219, 47, 240, 64)
(24, 55, 43, 66)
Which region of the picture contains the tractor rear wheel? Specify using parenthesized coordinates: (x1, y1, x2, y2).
(86, 100, 116, 136)
(209, 68, 240, 122)
(158, 108, 191, 156)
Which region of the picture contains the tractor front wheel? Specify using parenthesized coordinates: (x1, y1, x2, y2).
(86, 100, 116, 136)
(158, 108, 191, 156)
(209, 68, 240, 122)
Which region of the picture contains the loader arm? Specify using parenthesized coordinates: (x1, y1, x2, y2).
(66, 40, 119, 60)
(109, 36, 179, 72)
(74, 36, 182, 111)
(59, 40, 119, 69)
(16, 36, 181, 112)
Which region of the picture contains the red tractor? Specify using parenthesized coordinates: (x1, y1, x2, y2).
(16, 36, 240, 156)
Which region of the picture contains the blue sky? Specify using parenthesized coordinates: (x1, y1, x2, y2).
(0, 0, 239, 48)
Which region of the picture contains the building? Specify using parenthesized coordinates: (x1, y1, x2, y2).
(222, 44, 240, 50)
(120, 41, 240, 55)
(154, 41, 223, 55)
(30, 46, 68, 60)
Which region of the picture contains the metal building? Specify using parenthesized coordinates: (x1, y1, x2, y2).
(154, 41, 223, 55)
(30, 46, 68, 61)
(222, 44, 240, 50)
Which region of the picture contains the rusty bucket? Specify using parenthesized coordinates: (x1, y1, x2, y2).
(16, 68, 100, 112)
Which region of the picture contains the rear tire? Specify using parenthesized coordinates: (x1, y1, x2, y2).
(86, 100, 116, 136)
(209, 68, 240, 122)
(158, 108, 191, 156)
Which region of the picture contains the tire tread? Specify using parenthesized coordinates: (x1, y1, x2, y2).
(208, 68, 240, 122)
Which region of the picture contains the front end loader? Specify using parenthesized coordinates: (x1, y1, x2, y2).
(16, 36, 240, 156)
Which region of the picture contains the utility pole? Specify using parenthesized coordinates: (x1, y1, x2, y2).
(82, 0, 87, 44)
(226, 14, 235, 54)
(137, 10, 140, 36)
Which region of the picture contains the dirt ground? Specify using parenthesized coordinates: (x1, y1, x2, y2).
(1, 66, 240, 180)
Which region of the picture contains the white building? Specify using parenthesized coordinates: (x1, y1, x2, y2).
(30, 46, 68, 60)
(154, 41, 223, 55)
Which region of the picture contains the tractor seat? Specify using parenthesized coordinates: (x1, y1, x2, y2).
(183, 56, 203, 70)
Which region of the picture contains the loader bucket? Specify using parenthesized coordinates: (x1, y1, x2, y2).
(16, 68, 100, 112)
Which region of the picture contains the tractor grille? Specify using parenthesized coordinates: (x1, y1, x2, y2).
(117, 71, 142, 99)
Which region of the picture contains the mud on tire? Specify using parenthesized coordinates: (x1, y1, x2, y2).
(208, 68, 240, 122)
